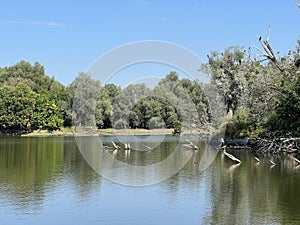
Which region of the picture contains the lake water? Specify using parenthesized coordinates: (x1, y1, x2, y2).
(1, 136, 300, 225)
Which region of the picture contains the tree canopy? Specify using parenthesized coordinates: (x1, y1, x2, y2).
(1, 35, 299, 138)
(202, 38, 300, 137)
(0, 61, 64, 132)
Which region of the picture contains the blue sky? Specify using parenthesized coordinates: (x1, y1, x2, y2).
(0, 0, 299, 86)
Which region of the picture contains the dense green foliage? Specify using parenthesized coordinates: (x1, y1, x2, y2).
(0, 62, 209, 134)
(67, 71, 210, 134)
(264, 42, 300, 135)
(203, 39, 300, 137)
(0, 61, 64, 132)
(1, 37, 299, 136)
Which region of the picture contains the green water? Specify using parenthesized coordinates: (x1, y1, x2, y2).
(0, 136, 299, 225)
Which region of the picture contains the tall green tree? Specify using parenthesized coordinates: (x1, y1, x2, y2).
(0, 83, 36, 130)
(0, 61, 61, 94)
(154, 71, 207, 131)
(112, 84, 151, 129)
(0, 61, 67, 131)
(130, 96, 179, 129)
(32, 94, 63, 130)
(0, 83, 63, 131)
(69, 73, 101, 127)
(202, 47, 248, 117)
(104, 83, 122, 101)
(180, 79, 210, 125)
(96, 87, 112, 128)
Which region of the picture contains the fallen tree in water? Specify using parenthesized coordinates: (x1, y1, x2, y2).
(223, 149, 242, 163)
(251, 132, 300, 154)
(221, 131, 300, 155)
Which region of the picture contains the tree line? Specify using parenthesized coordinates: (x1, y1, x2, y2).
(65, 71, 210, 134)
(0, 36, 299, 137)
(0, 63, 210, 134)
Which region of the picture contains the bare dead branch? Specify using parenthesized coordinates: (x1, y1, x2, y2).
(264, 40, 276, 61)
(256, 58, 269, 63)
(259, 38, 274, 60)
(253, 133, 300, 154)
(255, 28, 289, 73)
(253, 45, 267, 56)
(247, 47, 258, 63)
(293, 157, 300, 164)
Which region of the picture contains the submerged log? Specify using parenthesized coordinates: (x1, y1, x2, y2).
(221, 138, 250, 148)
(223, 150, 241, 163)
(182, 144, 194, 149)
(183, 140, 198, 150)
(269, 160, 276, 166)
(254, 156, 260, 162)
(292, 157, 300, 165)
(112, 141, 120, 149)
(143, 144, 151, 150)
(124, 143, 131, 150)
(294, 165, 300, 170)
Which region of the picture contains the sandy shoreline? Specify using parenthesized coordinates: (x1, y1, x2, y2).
(20, 128, 175, 137)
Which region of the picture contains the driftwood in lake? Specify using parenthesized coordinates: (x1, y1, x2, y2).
(269, 160, 276, 166)
(112, 141, 120, 149)
(183, 139, 198, 150)
(292, 157, 300, 165)
(254, 156, 260, 162)
(143, 144, 152, 150)
(223, 150, 241, 164)
(124, 143, 131, 150)
(182, 144, 194, 149)
(253, 132, 300, 154)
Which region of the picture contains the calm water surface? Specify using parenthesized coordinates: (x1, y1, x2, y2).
(0, 136, 300, 225)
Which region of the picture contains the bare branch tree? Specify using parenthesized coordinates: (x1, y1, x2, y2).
(254, 27, 285, 72)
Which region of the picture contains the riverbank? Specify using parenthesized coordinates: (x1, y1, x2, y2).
(98, 128, 174, 136)
(19, 128, 175, 137)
